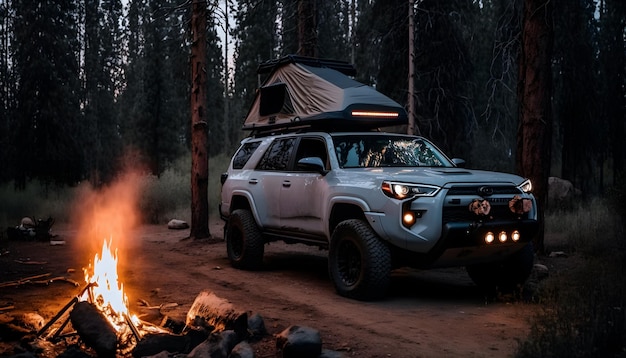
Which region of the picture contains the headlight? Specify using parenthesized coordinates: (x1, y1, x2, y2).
(518, 179, 532, 193)
(382, 181, 441, 200)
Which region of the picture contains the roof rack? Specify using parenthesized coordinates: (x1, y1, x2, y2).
(247, 121, 387, 138)
(257, 55, 357, 76)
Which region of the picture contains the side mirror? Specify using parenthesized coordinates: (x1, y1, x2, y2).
(297, 157, 328, 175)
(452, 158, 466, 168)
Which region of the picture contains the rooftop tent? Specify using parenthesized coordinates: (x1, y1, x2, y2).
(242, 55, 408, 131)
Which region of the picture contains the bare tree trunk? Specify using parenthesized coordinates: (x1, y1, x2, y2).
(297, 0, 317, 57)
(190, 0, 210, 240)
(516, 0, 553, 254)
(223, 0, 230, 150)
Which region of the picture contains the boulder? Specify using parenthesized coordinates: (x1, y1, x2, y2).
(167, 219, 189, 230)
(548, 177, 582, 207)
(275, 325, 322, 358)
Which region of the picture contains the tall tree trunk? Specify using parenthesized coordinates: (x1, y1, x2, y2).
(297, 0, 317, 57)
(516, 0, 553, 254)
(190, 0, 210, 240)
(407, 0, 417, 135)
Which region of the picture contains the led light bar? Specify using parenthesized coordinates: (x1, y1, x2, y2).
(351, 111, 399, 118)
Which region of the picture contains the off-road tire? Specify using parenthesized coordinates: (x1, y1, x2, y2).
(466, 243, 534, 292)
(226, 209, 264, 270)
(329, 219, 391, 301)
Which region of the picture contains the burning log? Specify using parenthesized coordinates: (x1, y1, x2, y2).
(69, 301, 118, 358)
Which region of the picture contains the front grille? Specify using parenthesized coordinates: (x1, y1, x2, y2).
(447, 186, 522, 196)
(443, 185, 527, 223)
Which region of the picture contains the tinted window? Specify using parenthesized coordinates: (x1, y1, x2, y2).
(232, 141, 261, 169)
(332, 135, 451, 168)
(294, 137, 329, 170)
(257, 138, 296, 171)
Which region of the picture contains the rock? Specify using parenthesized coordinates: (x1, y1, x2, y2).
(247, 313, 267, 341)
(167, 219, 189, 230)
(549, 251, 568, 258)
(532, 263, 549, 280)
(132, 332, 193, 357)
(230, 341, 254, 358)
(15, 313, 45, 332)
(276, 325, 322, 358)
(320, 349, 345, 358)
(187, 330, 240, 358)
(548, 177, 582, 207)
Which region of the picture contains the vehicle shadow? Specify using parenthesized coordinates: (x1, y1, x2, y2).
(260, 245, 490, 303)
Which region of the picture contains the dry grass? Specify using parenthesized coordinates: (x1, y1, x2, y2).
(517, 198, 626, 357)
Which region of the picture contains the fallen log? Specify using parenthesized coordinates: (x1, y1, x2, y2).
(70, 301, 118, 358)
(0, 273, 51, 288)
(185, 291, 247, 338)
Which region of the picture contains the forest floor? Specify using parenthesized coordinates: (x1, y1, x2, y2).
(0, 221, 572, 358)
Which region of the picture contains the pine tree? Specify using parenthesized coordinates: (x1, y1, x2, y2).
(553, 0, 601, 195)
(412, 0, 476, 157)
(232, 0, 279, 131)
(599, 0, 626, 184)
(0, 0, 16, 182)
(12, 0, 83, 187)
(83, 0, 125, 185)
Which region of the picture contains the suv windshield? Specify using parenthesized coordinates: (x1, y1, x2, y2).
(332, 134, 452, 168)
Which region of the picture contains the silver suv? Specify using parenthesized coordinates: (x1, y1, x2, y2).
(220, 129, 538, 300)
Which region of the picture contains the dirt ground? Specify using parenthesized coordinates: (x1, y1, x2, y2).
(0, 220, 559, 358)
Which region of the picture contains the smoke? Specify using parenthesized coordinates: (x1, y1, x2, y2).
(71, 169, 145, 264)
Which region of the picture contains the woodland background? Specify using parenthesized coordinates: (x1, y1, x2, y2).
(1, 1, 626, 355)
(0, 0, 624, 195)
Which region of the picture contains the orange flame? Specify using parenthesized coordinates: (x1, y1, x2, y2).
(82, 239, 131, 330)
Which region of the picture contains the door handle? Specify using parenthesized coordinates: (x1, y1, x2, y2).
(282, 181, 291, 188)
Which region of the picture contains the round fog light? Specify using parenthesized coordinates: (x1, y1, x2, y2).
(499, 231, 507, 242)
(512, 230, 521, 242)
(485, 232, 495, 244)
(402, 212, 416, 227)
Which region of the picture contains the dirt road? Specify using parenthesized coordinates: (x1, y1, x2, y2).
(0, 222, 537, 357)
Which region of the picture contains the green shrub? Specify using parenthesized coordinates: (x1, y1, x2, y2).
(545, 197, 623, 254)
(0, 153, 232, 229)
(0, 181, 75, 230)
(516, 255, 626, 358)
(137, 153, 230, 224)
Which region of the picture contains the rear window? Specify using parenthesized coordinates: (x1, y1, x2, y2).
(232, 141, 261, 169)
(256, 138, 296, 171)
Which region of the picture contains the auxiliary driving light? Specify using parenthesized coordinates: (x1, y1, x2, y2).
(402, 211, 416, 227)
(511, 230, 521, 242)
(499, 231, 508, 242)
(485, 232, 495, 244)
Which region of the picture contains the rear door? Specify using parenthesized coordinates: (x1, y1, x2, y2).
(254, 137, 297, 229)
(278, 136, 330, 237)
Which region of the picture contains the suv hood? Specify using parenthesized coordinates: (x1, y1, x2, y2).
(359, 167, 525, 187)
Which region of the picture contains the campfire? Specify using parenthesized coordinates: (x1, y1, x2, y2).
(82, 239, 140, 330)
(35, 173, 167, 354)
(80, 239, 143, 342)
(32, 173, 252, 357)
(36, 237, 160, 355)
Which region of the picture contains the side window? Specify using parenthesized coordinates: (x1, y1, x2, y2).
(295, 137, 329, 170)
(232, 141, 261, 169)
(257, 138, 296, 171)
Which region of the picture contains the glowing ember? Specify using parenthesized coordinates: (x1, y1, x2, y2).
(81, 239, 138, 332)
